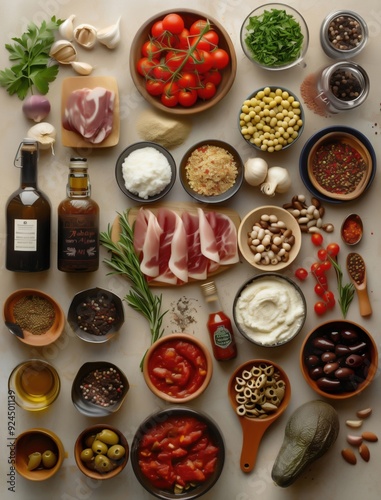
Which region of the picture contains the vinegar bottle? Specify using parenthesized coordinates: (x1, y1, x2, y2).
(201, 281, 237, 361)
(57, 157, 99, 272)
(6, 139, 51, 272)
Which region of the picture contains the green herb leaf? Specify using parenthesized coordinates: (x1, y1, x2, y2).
(245, 8, 304, 66)
(0, 16, 63, 99)
(329, 256, 355, 318)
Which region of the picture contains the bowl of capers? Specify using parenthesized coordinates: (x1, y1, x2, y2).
(74, 424, 129, 480)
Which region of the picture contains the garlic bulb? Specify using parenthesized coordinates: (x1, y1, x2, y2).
(97, 17, 121, 49)
(73, 24, 97, 49)
(59, 14, 75, 40)
(49, 40, 77, 64)
(244, 157, 268, 186)
(71, 61, 94, 75)
(27, 122, 56, 154)
(260, 166, 291, 196)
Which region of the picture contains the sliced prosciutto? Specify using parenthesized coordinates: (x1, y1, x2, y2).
(133, 208, 163, 278)
(182, 212, 208, 280)
(63, 87, 115, 144)
(197, 208, 220, 274)
(156, 208, 188, 284)
(205, 211, 239, 265)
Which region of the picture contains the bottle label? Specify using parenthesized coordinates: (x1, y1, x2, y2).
(213, 326, 233, 349)
(14, 219, 37, 251)
(58, 214, 98, 263)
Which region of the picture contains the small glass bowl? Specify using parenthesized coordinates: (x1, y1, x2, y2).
(320, 10, 368, 60)
(240, 3, 309, 70)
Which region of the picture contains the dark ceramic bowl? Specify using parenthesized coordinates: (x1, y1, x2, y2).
(179, 139, 243, 203)
(67, 287, 124, 344)
(115, 141, 176, 203)
(71, 361, 129, 417)
(131, 407, 225, 499)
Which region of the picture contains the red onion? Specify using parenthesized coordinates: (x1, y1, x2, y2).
(22, 95, 51, 122)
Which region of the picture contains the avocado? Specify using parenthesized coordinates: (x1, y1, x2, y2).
(271, 400, 339, 487)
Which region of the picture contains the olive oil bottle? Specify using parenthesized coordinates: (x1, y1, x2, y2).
(5, 139, 51, 272)
(57, 157, 99, 272)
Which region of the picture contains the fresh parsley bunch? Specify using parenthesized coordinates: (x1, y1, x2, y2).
(0, 16, 63, 100)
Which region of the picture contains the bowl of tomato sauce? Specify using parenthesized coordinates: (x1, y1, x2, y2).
(131, 407, 225, 499)
(143, 333, 213, 403)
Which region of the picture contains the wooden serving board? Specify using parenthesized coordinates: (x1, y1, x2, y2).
(61, 76, 120, 148)
(111, 202, 241, 287)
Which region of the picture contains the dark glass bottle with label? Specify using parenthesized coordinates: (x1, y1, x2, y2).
(57, 158, 99, 272)
(6, 139, 51, 272)
(201, 281, 237, 361)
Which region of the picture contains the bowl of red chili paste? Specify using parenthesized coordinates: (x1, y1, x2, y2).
(143, 333, 213, 403)
(300, 126, 376, 203)
(131, 407, 225, 499)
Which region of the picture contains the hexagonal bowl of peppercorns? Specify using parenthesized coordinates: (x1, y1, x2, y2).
(71, 361, 129, 417)
(67, 287, 125, 344)
(300, 320, 378, 400)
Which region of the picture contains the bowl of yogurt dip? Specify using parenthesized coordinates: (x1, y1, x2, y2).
(233, 273, 306, 347)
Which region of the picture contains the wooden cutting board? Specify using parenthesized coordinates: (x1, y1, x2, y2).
(110, 202, 241, 286)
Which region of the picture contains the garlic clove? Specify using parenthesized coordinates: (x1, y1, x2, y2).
(59, 14, 76, 41)
(49, 40, 77, 64)
(260, 166, 291, 196)
(244, 157, 268, 186)
(97, 17, 121, 49)
(71, 61, 94, 76)
(27, 122, 56, 154)
(73, 24, 97, 49)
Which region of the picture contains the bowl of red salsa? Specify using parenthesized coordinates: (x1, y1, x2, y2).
(131, 407, 225, 499)
(143, 333, 213, 403)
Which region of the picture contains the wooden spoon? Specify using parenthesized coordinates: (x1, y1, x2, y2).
(346, 252, 372, 317)
(228, 359, 291, 473)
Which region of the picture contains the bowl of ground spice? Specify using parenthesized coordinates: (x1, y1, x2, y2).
(68, 287, 124, 344)
(3, 289, 65, 346)
(179, 139, 243, 203)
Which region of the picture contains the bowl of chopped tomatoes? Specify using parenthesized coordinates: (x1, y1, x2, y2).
(131, 407, 225, 499)
(130, 10, 237, 114)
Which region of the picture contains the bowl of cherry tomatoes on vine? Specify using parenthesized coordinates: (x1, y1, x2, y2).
(130, 9, 237, 114)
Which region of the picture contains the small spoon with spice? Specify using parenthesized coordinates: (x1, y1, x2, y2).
(346, 252, 372, 317)
(341, 213, 363, 246)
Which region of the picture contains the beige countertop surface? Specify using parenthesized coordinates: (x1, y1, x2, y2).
(0, 0, 380, 498)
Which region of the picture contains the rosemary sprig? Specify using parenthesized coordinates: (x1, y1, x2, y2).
(100, 210, 167, 369)
(329, 255, 355, 318)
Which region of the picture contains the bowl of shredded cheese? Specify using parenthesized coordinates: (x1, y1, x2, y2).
(179, 139, 243, 204)
(115, 141, 176, 203)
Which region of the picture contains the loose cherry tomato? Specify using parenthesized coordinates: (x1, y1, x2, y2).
(317, 249, 328, 261)
(189, 19, 209, 35)
(203, 30, 219, 46)
(323, 290, 336, 309)
(178, 89, 198, 107)
(311, 233, 324, 246)
(295, 267, 308, 281)
(136, 57, 159, 77)
(145, 79, 165, 96)
(326, 243, 340, 257)
(314, 301, 327, 316)
(314, 283, 325, 296)
(177, 72, 197, 89)
(197, 82, 216, 100)
(211, 48, 230, 69)
(162, 13, 185, 35)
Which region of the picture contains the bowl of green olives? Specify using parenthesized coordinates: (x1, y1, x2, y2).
(74, 424, 129, 480)
(15, 428, 65, 481)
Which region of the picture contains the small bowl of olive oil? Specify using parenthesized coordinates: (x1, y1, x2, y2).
(8, 359, 60, 411)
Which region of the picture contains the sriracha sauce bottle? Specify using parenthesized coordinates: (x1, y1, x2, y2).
(201, 281, 237, 361)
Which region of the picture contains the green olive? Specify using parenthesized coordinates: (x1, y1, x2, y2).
(107, 444, 126, 461)
(42, 450, 57, 469)
(84, 434, 96, 448)
(96, 429, 119, 446)
(92, 440, 108, 455)
(27, 452, 42, 471)
(93, 454, 116, 473)
(80, 448, 94, 462)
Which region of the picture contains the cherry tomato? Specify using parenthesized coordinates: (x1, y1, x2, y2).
(151, 21, 176, 47)
(314, 301, 327, 316)
(312, 263, 325, 278)
(311, 233, 324, 246)
(187, 49, 214, 73)
(178, 89, 198, 107)
(165, 50, 189, 71)
(177, 72, 197, 89)
(162, 13, 185, 35)
(151, 20, 165, 38)
(323, 290, 336, 309)
(320, 259, 332, 271)
(203, 30, 219, 46)
(201, 70, 222, 86)
(197, 82, 216, 100)
(177, 28, 190, 49)
(314, 283, 325, 296)
(141, 40, 161, 58)
(152, 65, 172, 82)
(295, 267, 308, 281)
(189, 19, 209, 35)
(317, 249, 328, 261)
(326, 243, 340, 257)
(161, 92, 178, 107)
(136, 57, 159, 77)
(145, 79, 165, 96)
(211, 48, 230, 69)
(190, 36, 212, 52)
(317, 274, 328, 289)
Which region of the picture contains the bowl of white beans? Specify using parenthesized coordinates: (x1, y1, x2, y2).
(238, 205, 302, 271)
(238, 87, 304, 152)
